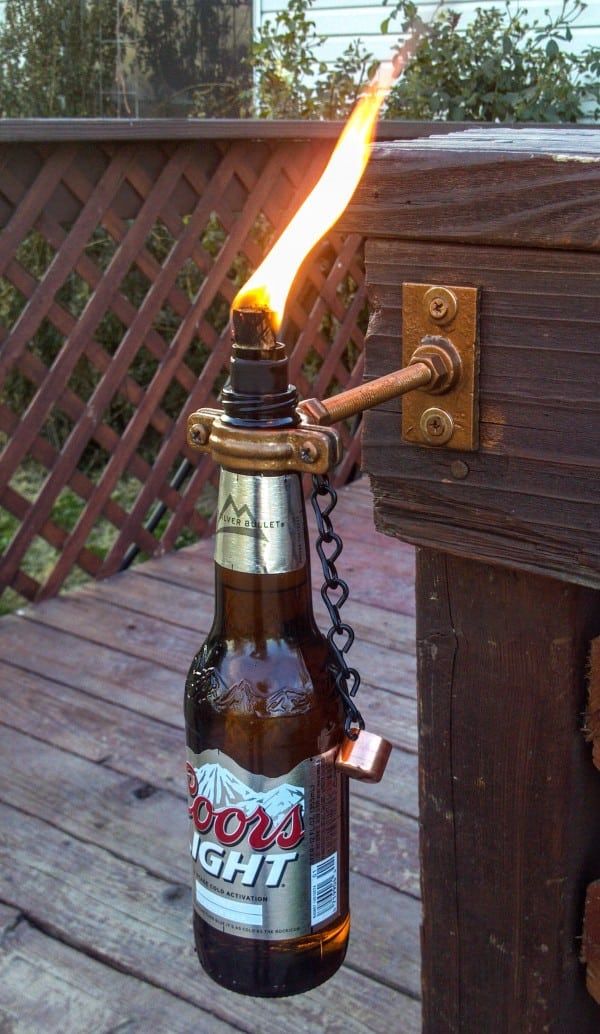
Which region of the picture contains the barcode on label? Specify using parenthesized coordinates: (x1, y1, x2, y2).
(310, 851, 338, 925)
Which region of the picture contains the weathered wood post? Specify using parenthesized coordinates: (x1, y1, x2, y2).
(344, 127, 600, 1032)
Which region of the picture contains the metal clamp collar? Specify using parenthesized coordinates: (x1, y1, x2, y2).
(187, 409, 341, 474)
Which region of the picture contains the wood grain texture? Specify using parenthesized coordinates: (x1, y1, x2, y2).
(0, 632, 418, 817)
(0, 481, 421, 1029)
(415, 550, 460, 1032)
(356, 128, 600, 1033)
(0, 118, 485, 142)
(586, 637, 600, 771)
(583, 881, 600, 1006)
(0, 804, 421, 1034)
(362, 239, 600, 586)
(417, 549, 600, 1034)
(0, 912, 240, 1034)
(343, 128, 600, 251)
(0, 645, 417, 769)
(0, 725, 421, 995)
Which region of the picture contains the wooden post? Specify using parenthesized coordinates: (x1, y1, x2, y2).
(349, 127, 600, 1032)
(417, 551, 600, 1031)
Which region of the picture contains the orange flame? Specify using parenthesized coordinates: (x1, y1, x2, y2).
(232, 62, 397, 331)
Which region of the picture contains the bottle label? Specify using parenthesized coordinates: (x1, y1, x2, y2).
(214, 472, 306, 575)
(186, 747, 342, 941)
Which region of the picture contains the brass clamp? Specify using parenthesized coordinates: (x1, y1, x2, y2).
(187, 410, 342, 475)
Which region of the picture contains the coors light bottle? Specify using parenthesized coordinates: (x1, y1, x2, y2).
(184, 312, 349, 997)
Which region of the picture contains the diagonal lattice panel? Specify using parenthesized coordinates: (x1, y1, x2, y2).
(50, 142, 288, 584)
(98, 143, 331, 575)
(0, 133, 368, 610)
(0, 146, 198, 595)
(0, 236, 185, 503)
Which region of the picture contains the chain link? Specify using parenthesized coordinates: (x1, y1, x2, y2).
(310, 473, 365, 740)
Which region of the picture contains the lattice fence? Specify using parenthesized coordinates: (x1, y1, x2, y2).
(0, 131, 369, 611)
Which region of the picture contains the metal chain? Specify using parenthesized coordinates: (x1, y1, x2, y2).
(310, 473, 365, 740)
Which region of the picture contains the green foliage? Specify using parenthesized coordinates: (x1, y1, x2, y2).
(0, 0, 119, 117)
(248, 0, 377, 119)
(247, 0, 324, 117)
(383, 0, 600, 121)
(314, 40, 380, 119)
(1, 0, 597, 123)
(250, 0, 599, 123)
(0, 0, 252, 119)
(137, 0, 252, 117)
(0, 470, 145, 614)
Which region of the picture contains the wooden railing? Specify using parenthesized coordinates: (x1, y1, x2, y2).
(0, 119, 448, 610)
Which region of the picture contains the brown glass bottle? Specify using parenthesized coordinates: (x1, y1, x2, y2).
(184, 466, 350, 996)
(184, 315, 350, 997)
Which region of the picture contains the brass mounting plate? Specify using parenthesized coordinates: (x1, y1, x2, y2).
(402, 282, 479, 451)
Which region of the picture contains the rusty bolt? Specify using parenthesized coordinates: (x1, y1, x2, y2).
(429, 296, 449, 321)
(409, 337, 461, 394)
(189, 422, 208, 447)
(299, 440, 319, 464)
(420, 407, 454, 446)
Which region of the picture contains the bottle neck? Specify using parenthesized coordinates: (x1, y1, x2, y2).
(212, 470, 316, 640)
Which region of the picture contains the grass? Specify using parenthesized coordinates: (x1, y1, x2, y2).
(0, 462, 216, 615)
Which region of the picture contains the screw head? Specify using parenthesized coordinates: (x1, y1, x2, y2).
(420, 407, 454, 446)
(429, 296, 449, 320)
(428, 416, 445, 435)
(299, 440, 319, 464)
(189, 422, 208, 447)
(423, 286, 458, 325)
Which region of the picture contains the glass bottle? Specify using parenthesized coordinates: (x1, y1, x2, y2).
(184, 321, 349, 997)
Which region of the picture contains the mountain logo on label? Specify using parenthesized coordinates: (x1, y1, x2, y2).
(195, 762, 304, 823)
(216, 494, 268, 541)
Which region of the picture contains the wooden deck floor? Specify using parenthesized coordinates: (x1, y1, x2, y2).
(0, 478, 420, 1034)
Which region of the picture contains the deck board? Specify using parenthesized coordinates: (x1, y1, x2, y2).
(0, 479, 421, 1032)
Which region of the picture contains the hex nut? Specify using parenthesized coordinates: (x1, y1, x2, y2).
(417, 350, 448, 386)
(409, 337, 461, 394)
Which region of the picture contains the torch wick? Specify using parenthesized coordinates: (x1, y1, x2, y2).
(231, 307, 278, 355)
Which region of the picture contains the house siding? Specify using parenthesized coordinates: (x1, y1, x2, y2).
(255, 0, 600, 62)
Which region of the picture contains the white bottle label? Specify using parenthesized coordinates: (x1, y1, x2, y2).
(186, 748, 342, 941)
(214, 472, 306, 575)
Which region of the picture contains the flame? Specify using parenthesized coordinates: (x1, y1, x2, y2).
(232, 62, 397, 331)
